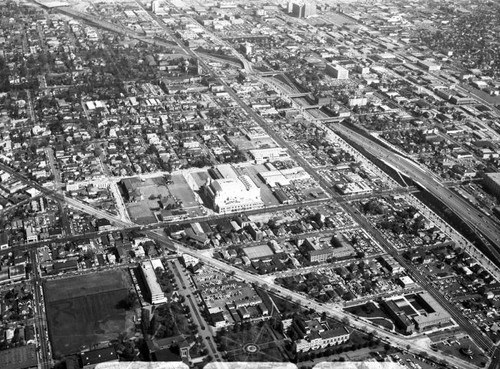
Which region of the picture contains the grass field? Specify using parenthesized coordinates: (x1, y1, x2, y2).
(368, 318, 394, 330)
(345, 302, 388, 319)
(345, 304, 399, 332)
(44, 270, 135, 357)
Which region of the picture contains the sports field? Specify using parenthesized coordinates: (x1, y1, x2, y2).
(44, 269, 135, 357)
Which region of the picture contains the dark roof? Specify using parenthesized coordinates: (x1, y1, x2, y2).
(154, 348, 181, 362)
(211, 311, 225, 323)
(0, 232, 9, 245)
(101, 235, 110, 246)
(53, 259, 78, 271)
(48, 228, 62, 236)
(81, 347, 117, 366)
(320, 326, 350, 339)
(64, 356, 80, 369)
(96, 218, 111, 227)
(0, 344, 38, 369)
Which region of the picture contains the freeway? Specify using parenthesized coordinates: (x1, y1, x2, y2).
(342, 198, 495, 352)
(192, 26, 498, 361)
(213, 70, 493, 354)
(489, 346, 500, 369)
(332, 125, 500, 259)
(212, 37, 496, 360)
(54, 6, 186, 54)
(196, 32, 493, 354)
(7, 5, 492, 367)
(112, 7, 493, 364)
(1, 158, 478, 368)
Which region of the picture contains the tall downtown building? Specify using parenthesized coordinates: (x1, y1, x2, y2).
(289, 1, 317, 18)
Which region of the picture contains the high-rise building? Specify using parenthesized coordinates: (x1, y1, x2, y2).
(303, 1, 316, 17)
(326, 63, 349, 79)
(242, 42, 253, 56)
(151, 0, 161, 14)
(291, 1, 316, 18)
(140, 260, 167, 305)
(292, 3, 303, 18)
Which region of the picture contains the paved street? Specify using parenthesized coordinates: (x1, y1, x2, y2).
(344, 201, 494, 352)
(169, 259, 222, 362)
(1, 4, 496, 368)
(0, 140, 480, 368)
(31, 250, 52, 369)
(334, 125, 500, 266)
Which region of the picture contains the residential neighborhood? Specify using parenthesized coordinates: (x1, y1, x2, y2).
(0, 1, 500, 369)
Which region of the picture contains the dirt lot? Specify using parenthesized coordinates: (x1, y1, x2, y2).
(44, 269, 136, 357)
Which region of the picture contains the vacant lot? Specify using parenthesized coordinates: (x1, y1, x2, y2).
(44, 269, 135, 357)
(435, 337, 488, 367)
(169, 174, 199, 208)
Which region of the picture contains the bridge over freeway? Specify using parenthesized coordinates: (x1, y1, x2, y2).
(48, 6, 186, 54)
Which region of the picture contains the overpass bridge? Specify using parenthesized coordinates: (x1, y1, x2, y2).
(197, 52, 243, 68)
(258, 70, 285, 77)
(53, 7, 186, 54)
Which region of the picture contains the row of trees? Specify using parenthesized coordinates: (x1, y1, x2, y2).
(295, 339, 379, 363)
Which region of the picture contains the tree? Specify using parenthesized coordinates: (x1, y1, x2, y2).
(116, 292, 137, 310)
(0, 56, 10, 92)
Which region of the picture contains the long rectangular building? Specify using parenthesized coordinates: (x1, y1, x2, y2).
(141, 260, 167, 305)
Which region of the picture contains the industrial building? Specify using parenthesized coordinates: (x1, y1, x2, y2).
(258, 166, 310, 188)
(249, 147, 289, 163)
